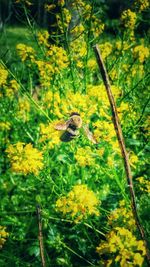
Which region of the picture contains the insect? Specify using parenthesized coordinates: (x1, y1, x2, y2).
(54, 112, 98, 144)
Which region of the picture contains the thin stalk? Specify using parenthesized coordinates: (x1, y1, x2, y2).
(37, 205, 46, 267)
(60, 240, 95, 266)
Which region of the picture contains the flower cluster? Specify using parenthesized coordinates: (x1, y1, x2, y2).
(56, 184, 99, 222)
(0, 122, 11, 131)
(0, 65, 20, 98)
(134, 0, 149, 12)
(121, 9, 137, 30)
(129, 152, 139, 169)
(16, 43, 35, 62)
(75, 147, 95, 167)
(5, 79, 19, 98)
(0, 67, 8, 86)
(36, 60, 54, 87)
(35, 44, 68, 87)
(6, 142, 43, 175)
(121, 9, 137, 40)
(37, 30, 49, 47)
(99, 42, 113, 60)
(70, 36, 87, 67)
(56, 8, 71, 33)
(17, 97, 30, 121)
(137, 177, 150, 193)
(91, 16, 104, 38)
(47, 45, 69, 71)
(93, 121, 116, 143)
(133, 45, 149, 63)
(0, 226, 9, 249)
(39, 122, 61, 149)
(108, 200, 136, 229)
(96, 227, 146, 266)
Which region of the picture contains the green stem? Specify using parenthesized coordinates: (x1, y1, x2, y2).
(60, 240, 95, 266)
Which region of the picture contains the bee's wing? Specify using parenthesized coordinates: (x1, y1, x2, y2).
(83, 124, 98, 144)
(54, 119, 70, 131)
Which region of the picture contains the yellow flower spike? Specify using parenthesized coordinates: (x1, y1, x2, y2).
(37, 30, 50, 47)
(133, 45, 149, 63)
(75, 147, 96, 167)
(97, 227, 146, 267)
(39, 121, 61, 149)
(137, 177, 150, 193)
(6, 142, 43, 175)
(16, 43, 35, 62)
(0, 68, 8, 86)
(108, 200, 136, 229)
(134, 0, 149, 11)
(56, 184, 100, 222)
(0, 122, 11, 131)
(0, 226, 9, 249)
(99, 42, 113, 60)
(121, 9, 137, 30)
(129, 152, 138, 169)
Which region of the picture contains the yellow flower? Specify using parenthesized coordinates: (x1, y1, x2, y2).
(91, 16, 104, 37)
(45, 4, 56, 12)
(39, 122, 61, 149)
(0, 226, 9, 249)
(37, 30, 49, 47)
(70, 37, 87, 62)
(36, 60, 54, 87)
(0, 122, 11, 131)
(93, 121, 116, 143)
(58, 0, 65, 6)
(0, 68, 8, 86)
(5, 79, 20, 98)
(87, 58, 97, 70)
(16, 43, 35, 62)
(56, 184, 100, 222)
(121, 9, 137, 30)
(133, 45, 149, 63)
(108, 200, 136, 229)
(71, 24, 85, 35)
(96, 227, 146, 267)
(99, 42, 113, 60)
(56, 8, 71, 32)
(46, 45, 68, 71)
(117, 102, 130, 119)
(129, 152, 138, 168)
(17, 97, 30, 121)
(134, 0, 149, 11)
(6, 142, 43, 175)
(75, 146, 95, 167)
(137, 177, 150, 193)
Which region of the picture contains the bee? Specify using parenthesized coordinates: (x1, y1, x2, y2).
(54, 112, 98, 144)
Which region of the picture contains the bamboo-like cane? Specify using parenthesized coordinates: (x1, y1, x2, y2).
(37, 205, 46, 267)
(94, 44, 150, 265)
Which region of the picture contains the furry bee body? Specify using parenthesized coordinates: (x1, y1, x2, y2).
(54, 112, 97, 144)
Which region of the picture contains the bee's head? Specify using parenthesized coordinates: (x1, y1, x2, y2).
(70, 114, 82, 128)
(70, 112, 80, 117)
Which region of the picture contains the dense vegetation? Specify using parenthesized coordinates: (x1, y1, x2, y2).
(0, 0, 149, 266)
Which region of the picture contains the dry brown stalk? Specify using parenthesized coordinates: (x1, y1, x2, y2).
(94, 44, 150, 265)
(37, 205, 46, 267)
